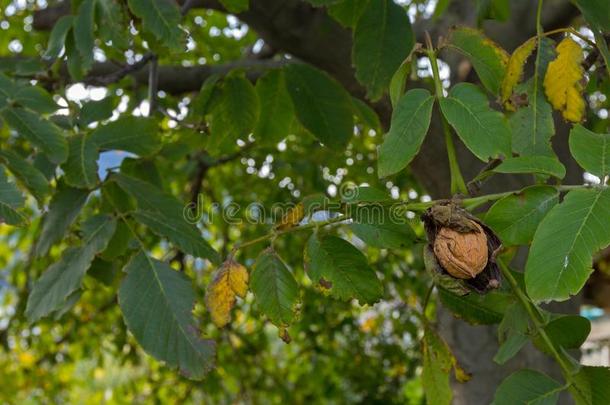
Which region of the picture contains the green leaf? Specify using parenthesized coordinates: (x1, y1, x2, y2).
(510, 94, 555, 157)
(378, 88, 434, 177)
(26, 214, 116, 322)
(112, 174, 220, 264)
(491, 369, 562, 405)
(64, 31, 84, 81)
(352, 0, 414, 100)
(510, 38, 556, 157)
(569, 125, 610, 179)
(494, 333, 529, 365)
(525, 188, 610, 302)
(447, 27, 508, 95)
(2, 107, 68, 164)
(132, 210, 219, 264)
(284, 63, 354, 150)
(253, 69, 294, 143)
(0, 166, 26, 226)
(35, 185, 89, 256)
(11, 85, 58, 114)
(534, 315, 590, 355)
(44, 15, 74, 60)
(352, 97, 381, 132)
(251, 249, 299, 326)
(573, 0, 610, 33)
(218, 0, 249, 13)
(304, 235, 383, 304)
(88, 257, 119, 285)
(342, 185, 390, 203)
(571, 366, 610, 405)
(494, 156, 566, 179)
(99, 220, 132, 261)
(118, 252, 216, 379)
(350, 206, 417, 250)
(62, 134, 99, 189)
(0, 149, 49, 203)
(90, 116, 160, 156)
(494, 303, 529, 364)
(328, 0, 368, 28)
(439, 83, 511, 161)
(438, 288, 515, 324)
(111, 173, 176, 215)
(422, 327, 454, 405)
(79, 96, 116, 126)
(485, 185, 559, 246)
(74, 0, 96, 70)
(127, 0, 184, 49)
(208, 74, 259, 153)
(477, 0, 511, 22)
(190, 74, 220, 118)
(389, 60, 411, 109)
(96, 0, 128, 49)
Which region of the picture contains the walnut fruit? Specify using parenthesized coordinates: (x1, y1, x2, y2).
(433, 222, 488, 279)
(421, 202, 502, 294)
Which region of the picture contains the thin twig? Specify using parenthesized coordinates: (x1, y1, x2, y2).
(148, 55, 159, 115)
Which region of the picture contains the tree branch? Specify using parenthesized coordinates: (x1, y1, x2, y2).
(0, 56, 288, 94)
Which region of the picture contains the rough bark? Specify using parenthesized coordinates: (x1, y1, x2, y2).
(32, 1, 584, 403)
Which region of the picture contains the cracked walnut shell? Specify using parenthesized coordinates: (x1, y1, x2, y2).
(433, 222, 488, 279)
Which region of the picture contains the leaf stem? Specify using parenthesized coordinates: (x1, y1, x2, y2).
(425, 34, 468, 196)
(231, 214, 350, 253)
(232, 184, 588, 255)
(497, 260, 574, 381)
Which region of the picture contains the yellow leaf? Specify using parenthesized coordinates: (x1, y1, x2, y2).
(275, 202, 305, 231)
(501, 37, 537, 110)
(543, 37, 585, 122)
(205, 259, 249, 327)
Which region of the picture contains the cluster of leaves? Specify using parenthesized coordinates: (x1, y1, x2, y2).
(0, 0, 610, 403)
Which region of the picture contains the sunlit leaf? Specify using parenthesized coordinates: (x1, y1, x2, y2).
(205, 259, 249, 327)
(543, 38, 585, 122)
(501, 38, 536, 110)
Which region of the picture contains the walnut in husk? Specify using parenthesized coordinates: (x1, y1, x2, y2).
(422, 202, 502, 294)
